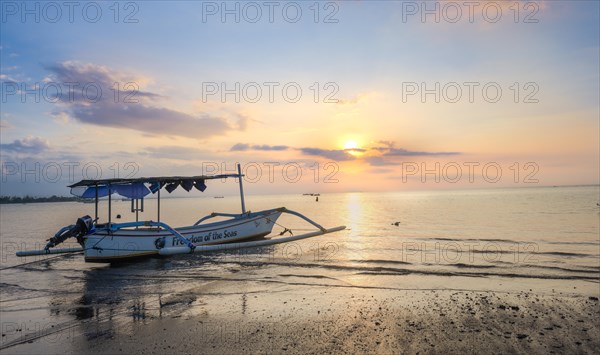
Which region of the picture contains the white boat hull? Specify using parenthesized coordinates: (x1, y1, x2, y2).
(83, 210, 282, 262)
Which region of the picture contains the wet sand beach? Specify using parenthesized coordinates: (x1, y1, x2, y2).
(92, 290, 599, 355)
(2, 273, 599, 354)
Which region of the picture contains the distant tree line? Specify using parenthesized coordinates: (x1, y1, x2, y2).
(0, 195, 79, 204)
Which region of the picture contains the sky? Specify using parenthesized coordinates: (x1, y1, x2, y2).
(1, 0, 599, 196)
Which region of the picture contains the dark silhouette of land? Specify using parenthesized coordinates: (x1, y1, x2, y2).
(0, 195, 79, 204)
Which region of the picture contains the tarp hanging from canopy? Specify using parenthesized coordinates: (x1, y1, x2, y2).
(71, 182, 151, 199)
(71, 185, 110, 199)
(162, 179, 206, 193)
(114, 183, 151, 199)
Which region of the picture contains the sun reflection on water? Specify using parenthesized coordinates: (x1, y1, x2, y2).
(343, 193, 364, 236)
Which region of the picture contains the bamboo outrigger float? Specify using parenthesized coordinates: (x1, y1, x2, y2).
(16, 164, 345, 262)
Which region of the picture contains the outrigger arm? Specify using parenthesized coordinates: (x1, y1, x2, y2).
(16, 247, 84, 257)
(194, 207, 327, 231)
(158, 225, 346, 256)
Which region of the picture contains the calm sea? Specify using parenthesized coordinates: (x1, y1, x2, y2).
(1, 185, 599, 350)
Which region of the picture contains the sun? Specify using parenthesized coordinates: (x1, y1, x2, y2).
(343, 140, 364, 156)
(344, 140, 358, 150)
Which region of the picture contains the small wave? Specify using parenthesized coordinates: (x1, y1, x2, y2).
(354, 270, 599, 281)
(407, 237, 600, 249)
(444, 263, 600, 274)
(0, 282, 22, 289)
(421, 237, 511, 243)
(278, 274, 340, 280)
(457, 249, 597, 258)
(350, 259, 411, 265)
(522, 264, 600, 274)
(543, 240, 600, 246)
(225, 261, 600, 282)
(449, 263, 496, 269)
(533, 251, 597, 257)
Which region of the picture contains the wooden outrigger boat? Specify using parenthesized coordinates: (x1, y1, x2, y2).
(16, 164, 345, 262)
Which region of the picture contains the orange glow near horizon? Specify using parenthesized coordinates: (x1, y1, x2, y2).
(343, 139, 366, 157)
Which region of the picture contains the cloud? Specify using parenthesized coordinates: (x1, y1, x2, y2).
(0, 73, 18, 82)
(236, 115, 249, 130)
(230, 143, 352, 160)
(230, 143, 250, 151)
(0, 136, 50, 154)
(371, 141, 460, 157)
(230, 143, 290, 151)
(345, 147, 367, 153)
(298, 147, 356, 161)
(50, 111, 70, 124)
(371, 140, 396, 152)
(230, 140, 459, 163)
(230, 142, 358, 161)
(254, 144, 289, 151)
(45, 61, 160, 103)
(139, 146, 207, 160)
(68, 103, 230, 138)
(0, 119, 14, 129)
(364, 156, 401, 166)
(46, 61, 239, 139)
(384, 148, 460, 157)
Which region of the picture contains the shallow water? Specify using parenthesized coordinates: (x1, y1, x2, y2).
(1, 186, 599, 351)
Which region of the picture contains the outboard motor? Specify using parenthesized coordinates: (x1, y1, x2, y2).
(45, 215, 94, 250)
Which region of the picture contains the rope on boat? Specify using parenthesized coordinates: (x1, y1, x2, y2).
(279, 228, 293, 236)
(0, 251, 84, 271)
(272, 220, 318, 236)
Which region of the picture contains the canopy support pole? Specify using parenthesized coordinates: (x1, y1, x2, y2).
(237, 163, 246, 214)
(108, 184, 112, 227)
(157, 187, 161, 224)
(94, 183, 98, 221)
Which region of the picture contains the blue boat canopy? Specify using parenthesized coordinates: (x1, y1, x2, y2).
(68, 174, 241, 199)
(71, 183, 152, 199)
